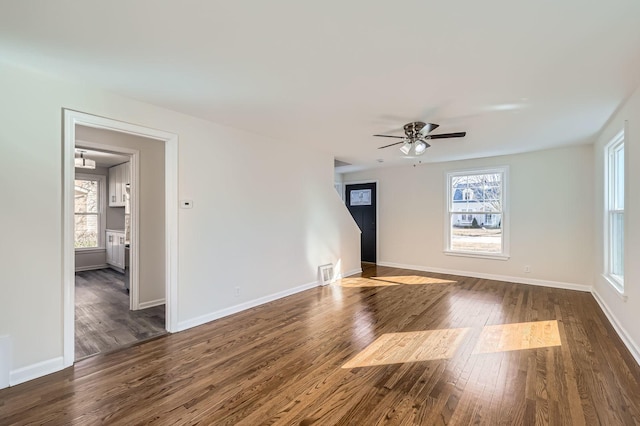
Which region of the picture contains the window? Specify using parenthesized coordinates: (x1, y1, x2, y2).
(75, 174, 106, 249)
(605, 130, 624, 291)
(446, 167, 508, 258)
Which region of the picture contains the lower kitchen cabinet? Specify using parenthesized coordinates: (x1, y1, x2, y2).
(106, 230, 126, 271)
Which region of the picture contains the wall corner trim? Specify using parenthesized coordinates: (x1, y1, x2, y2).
(9, 356, 65, 387)
(591, 289, 640, 366)
(175, 280, 320, 332)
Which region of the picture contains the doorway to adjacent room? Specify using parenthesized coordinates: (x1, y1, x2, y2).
(345, 182, 377, 263)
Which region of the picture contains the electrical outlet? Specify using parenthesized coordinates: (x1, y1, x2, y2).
(235, 286, 240, 297)
(524, 265, 531, 273)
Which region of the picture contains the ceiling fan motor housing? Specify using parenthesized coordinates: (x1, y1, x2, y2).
(403, 121, 427, 139)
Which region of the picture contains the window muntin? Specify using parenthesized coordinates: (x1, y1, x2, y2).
(605, 131, 624, 290)
(447, 168, 508, 258)
(75, 175, 105, 249)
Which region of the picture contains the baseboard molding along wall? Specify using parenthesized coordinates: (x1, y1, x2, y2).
(376, 261, 592, 292)
(591, 289, 640, 366)
(176, 279, 321, 332)
(138, 298, 166, 309)
(177, 264, 364, 332)
(336, 268, 362, 279)
(9, 356, 65, 387)
(75, 264, 109, 272)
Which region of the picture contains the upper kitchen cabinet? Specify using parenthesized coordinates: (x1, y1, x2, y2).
(108, 162, 130, 207)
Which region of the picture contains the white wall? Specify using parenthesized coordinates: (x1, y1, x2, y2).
(593, 85, 640, 361)
(0, 61, 360, 381)
(345, 145, 594, 288)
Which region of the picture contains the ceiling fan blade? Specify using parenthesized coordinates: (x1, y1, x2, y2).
(373, 134, 405, 139)
(427, 132, 466, 139)
(378, 141, 406, 149)
(419, 123, 440, 135)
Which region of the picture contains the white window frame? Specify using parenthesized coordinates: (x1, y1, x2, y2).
(445, 166, 510, 260)
(604, 130, 625, 293)
(74, 173, 106, 251)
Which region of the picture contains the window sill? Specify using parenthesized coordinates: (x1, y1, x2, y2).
(444, 250, 510, 261)
(75, 247, 105, 254)
(602, 274, 627, 302)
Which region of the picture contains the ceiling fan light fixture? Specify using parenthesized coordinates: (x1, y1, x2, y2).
(399, 140, 412, 155)
(414, 140, 428, 155)
(75, 151, 96, 169)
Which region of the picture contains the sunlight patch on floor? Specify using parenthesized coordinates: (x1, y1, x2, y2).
(473, 320, 561, 354)
(342, 328, 470, 368)
(372, 275, 457, 285)
(338, 277, 396, 287)
(338, 275, 456, 288)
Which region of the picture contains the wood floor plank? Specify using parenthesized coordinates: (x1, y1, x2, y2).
(75, 268, 166, 359)
(2, 264, 640, 425)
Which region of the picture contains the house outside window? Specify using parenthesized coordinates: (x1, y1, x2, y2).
(604, 130, 624, 291)
(75, 174, 106, 249)
(446, 167, 509, 259)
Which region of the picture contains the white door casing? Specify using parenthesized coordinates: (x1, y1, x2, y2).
(63, 109, 179, 367)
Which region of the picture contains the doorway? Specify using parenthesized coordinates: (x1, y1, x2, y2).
(63, 110, 179, 368)
(73, 144, 166, 359)
(345, 182, 377, 263)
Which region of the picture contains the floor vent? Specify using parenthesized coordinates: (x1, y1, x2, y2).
(319, 264, 335, 285)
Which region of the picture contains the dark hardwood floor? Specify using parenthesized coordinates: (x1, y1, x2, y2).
(75, 268, 166, 359)
(2, 265, 640, 425)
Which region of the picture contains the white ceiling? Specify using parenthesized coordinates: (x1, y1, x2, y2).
(2, 1, 640, 172)
(75, 147, 129, 168)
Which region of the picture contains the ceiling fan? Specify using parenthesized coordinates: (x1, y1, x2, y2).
(374, 121, 466, 156)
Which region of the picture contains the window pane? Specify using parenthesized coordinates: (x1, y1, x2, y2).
(614, 146, 624, 210)
(75, 179, 99, 213)
(75, 214, 98, 248)
(451, 173, 502, 212)
(451, 214, 502, 253)
(611, 212, 624, 277)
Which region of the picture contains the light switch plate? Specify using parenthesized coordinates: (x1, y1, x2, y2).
(180, 200, 194, 209)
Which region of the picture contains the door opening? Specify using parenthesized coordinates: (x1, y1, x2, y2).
(345, 182, 377, 263)
(73, 143, 166, 360)
(63, 110, 179, 367)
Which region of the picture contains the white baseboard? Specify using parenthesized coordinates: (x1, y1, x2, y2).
(176, 280, 320, 332)
(376, 261, 592, 292)
(337, 268, 362, 279)
(138, 298, 165, 309)
(74, 264, 109, 272)
(591, 289, 640, 366)
(10, 356, 65, 387)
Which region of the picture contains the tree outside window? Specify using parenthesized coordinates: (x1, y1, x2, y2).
(75, 176, 104, 249)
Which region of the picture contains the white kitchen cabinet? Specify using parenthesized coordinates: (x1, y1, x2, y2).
(108, 162, 130, 207)
(106, 230, 126, 271)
